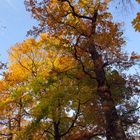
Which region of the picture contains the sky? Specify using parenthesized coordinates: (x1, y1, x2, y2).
(0, 0, 36, 62)
(0, 0, 140, 64)
(110, 1, 140, 53)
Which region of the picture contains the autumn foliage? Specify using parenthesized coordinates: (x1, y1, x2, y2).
(0, 0, 139, 140)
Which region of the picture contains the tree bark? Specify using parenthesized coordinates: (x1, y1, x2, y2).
(7, 135, 13, 140)
(53, 122, 61, 140)
(8, 118, 13, 140)
(90, 44, 127, 140)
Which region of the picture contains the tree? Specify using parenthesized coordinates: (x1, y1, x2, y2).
(0, 32, 139, 140)
(24, 0, 139, 139)
(0, 35, 99, 140)
(132, 0, 140, 31)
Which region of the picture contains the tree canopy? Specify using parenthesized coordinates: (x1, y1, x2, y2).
(0, 0, 140, 140)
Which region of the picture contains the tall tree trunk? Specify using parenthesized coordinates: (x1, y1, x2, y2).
(8, 118, 13, 140)
(7, 135, 13, 140)
(90, 44, 127, 140)
(18, 98, 22, 131)
(53, 122, 61, 140)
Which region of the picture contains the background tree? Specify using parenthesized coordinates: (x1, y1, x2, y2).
(0, 35, 98, 140)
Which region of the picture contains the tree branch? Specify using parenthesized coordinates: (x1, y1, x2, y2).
(72, 36, 96, 80)
(60, 0, 92, 20)
(61, 100, 81, 137)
